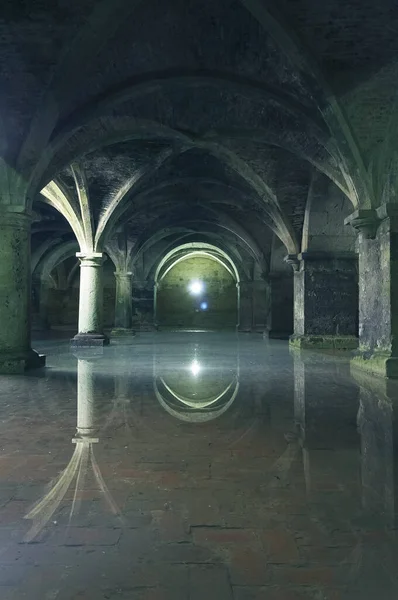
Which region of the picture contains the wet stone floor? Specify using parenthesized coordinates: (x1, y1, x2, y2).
(0, 331, 397, 599)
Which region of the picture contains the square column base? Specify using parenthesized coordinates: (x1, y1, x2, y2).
(71, 333, 110, 348)
(351, 351, 398, 378)
(0, 349, 46, 374)
(289, 334, 358, 350)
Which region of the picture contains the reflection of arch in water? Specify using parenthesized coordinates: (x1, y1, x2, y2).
(153, 338, 240, 422)
(154, 375, 240, 422)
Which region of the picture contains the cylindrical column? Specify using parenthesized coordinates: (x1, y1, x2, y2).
(112, 271, 134, 335)
(153, 281, 159, 329)
(0, 209, 45, 372)
(72, 252, 109, 346)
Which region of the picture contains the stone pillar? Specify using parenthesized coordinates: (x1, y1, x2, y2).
(72, 252, 109, 346)
(346, 205, 398, 377)
(0, 209, 45, 373)
(31, 276, 51, 331)
(238, 281, 253, 332)
(268, 272, 293, 339)
(153, 281, 159, 330)
(252, 278, 270, 333)
(111, 271, 134, 336)
(289, 251, 358, 350)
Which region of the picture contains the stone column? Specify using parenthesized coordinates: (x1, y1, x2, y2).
(268, 272, 293, 339)
(238, 281, 253, 332)
(111, 271, 134, 336)
(346, 205, 398, 377)
(288, 251, 358, 350)
(252, 278, 270, 333)
(153, 281, 159, 330)
(0, 209, 45, 373)
(72, 252, 109, 346)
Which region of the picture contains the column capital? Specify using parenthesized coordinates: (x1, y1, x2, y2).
(284, 254, 300, 271)
(76, 252, 104, 267)
(0, 207, 32, 229)
(344, 209, 379, 239)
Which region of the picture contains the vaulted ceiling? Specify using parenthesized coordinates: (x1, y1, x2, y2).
(3, 0, 396, 270)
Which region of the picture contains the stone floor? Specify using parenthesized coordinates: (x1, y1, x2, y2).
(0, 331, 397, 599)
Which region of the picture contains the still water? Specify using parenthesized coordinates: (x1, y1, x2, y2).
(0, 331, 396, 599)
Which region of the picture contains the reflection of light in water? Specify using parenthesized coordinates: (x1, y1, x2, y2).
(188, 280, 204, 295)
(190, 359, 201, 376)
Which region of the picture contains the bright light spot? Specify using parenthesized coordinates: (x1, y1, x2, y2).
(188, 280, 204, 295)
(200, 301, 208, 310)
(190, 359, 201, 376)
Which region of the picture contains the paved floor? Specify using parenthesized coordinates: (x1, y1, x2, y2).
(0, 331, 397, 599)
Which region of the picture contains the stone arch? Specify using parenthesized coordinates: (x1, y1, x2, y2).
(153, 242, 242, 331)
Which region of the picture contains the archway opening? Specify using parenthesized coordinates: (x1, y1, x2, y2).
(155, 250, 239, 330)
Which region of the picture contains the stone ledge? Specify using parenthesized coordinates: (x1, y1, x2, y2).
(289, 335, 358, 350)
(351, 352, 398, 379)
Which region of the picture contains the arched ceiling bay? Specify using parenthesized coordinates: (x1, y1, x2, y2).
(18, 0, 397, 262)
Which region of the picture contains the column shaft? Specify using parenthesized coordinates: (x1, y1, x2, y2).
(238, 282, 253, 332)
(290, 252, 358, 350)
(72, 252, 109, 346)
(269, 273, 293, 339)
(0, 210, 45, 372)
(352, 204, 398, 376)
(112, 271, 134, 335)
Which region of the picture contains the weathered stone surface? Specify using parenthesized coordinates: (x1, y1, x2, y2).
(289, 335, 358, 350)
(0, 210, 45, 373)
(292, 252, 358, 340)
(351, 205, 398, 378)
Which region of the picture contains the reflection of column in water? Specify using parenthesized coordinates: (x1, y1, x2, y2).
(23, 354, 121, 543)
(348, 372, 397, 598)
(291, 348, 311, 496)
(354, 373, 395, 527)
(76, 357, 98, 439)
(102, 364, 132, 433)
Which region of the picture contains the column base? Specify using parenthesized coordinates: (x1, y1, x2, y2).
(351, 351, 398, 378)
(269, 330, 291, 340)
(110, 328, 136, 337)
(289, 334, 358, 350)
(0, 349, 46, 374)
(71, 333, 110, 348)
(133, 322, 157, 332)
